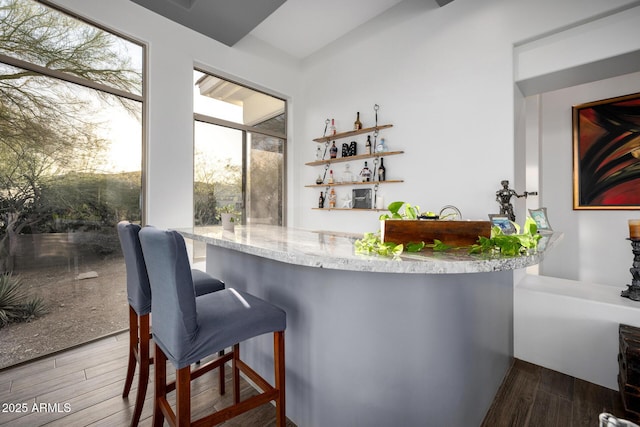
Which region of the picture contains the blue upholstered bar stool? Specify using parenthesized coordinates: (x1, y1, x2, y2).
(138, 227, 287, 427)
(117, 221, 225, 427)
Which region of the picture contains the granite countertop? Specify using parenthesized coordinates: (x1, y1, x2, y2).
(177, 225, 562, 275)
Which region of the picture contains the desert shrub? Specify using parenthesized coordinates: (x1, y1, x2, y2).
(0, 274, 47, 328)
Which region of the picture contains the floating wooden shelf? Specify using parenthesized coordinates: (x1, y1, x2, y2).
(305, 180, 403, 188)
(313, 124, 393, 143)
(305, 150, 404, 166)
(308, 121, 397, 213)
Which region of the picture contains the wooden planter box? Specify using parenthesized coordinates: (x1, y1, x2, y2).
(381, 220, 491, 247)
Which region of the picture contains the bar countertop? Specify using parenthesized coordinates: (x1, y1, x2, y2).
(177, 224, 561, 274)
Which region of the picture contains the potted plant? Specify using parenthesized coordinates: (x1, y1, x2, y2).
(216, 204, 239, 231)
(379, 201, 491, 248)
(356, 200, 542, 257)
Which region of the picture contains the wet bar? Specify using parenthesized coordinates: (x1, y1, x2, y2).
(179, 225, 560, 426)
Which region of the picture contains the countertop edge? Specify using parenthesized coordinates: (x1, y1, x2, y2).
(177, 226, 562, 275)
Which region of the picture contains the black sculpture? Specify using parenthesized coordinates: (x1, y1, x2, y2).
(496, 180, 536, 222)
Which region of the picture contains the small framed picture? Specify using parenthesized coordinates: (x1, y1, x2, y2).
(489, 214, 516, 235)
(352, 188, 372, 209)
(528, 207, 552, 232)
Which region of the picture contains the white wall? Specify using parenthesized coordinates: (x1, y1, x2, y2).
(50, 0, 302, 230)
(512, 3, 640, 286)
(294, 0, 639, 234)
(537, 72, 640, 286)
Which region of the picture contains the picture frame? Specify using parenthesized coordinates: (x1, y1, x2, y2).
(352, 188, 372, 209)
(572, 92, 640, 210)
(528, 207, 552, 233)
(488, 214, 516, 235)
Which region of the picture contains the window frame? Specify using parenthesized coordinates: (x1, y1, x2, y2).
(192, 68, 287, 226)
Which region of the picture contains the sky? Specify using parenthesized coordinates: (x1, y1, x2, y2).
(93, 71, 245, 175)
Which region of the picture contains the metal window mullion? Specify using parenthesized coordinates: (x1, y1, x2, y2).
(194, 113, 286, 140)
(242, 130, 248, 225)
(0, 53, 143, 103)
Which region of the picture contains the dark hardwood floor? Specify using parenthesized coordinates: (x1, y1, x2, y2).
(482, 358, 634, 427)
(0, 332, 635, 426)
(0, 332, 294, 426)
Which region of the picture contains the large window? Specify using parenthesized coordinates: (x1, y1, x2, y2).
(0, 0, 143, 367)
(193, 70, 286, 228)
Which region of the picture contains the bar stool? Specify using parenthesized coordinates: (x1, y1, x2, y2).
(138, 226, 286, 426)
(117, 221, 226, 427)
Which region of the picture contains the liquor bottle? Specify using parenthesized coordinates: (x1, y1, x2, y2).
(360, 161, 371, 182)
(316, 146, 322, 160)
(376, 138, 387, 153)
(328, 169, 334, 184)
(342, 164, 352, 183)
(365, 135, 372, 155)
(319, 191, 325, 208)
(328, 188, 337, 208)
(378, 158, 386, 181)
(329, 118, 337, 136)
(354, 112, 362, 130)
(330, 141, 338, 159)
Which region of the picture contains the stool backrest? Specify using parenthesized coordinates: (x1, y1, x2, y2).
(138, 227, 198, 362)
(117, 221, 152, 315)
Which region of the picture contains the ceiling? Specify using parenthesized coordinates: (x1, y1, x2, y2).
(130, 0, 454, 59)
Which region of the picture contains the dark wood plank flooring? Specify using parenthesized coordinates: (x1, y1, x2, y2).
(0, 333, 635, 426)
(0, 332, 294, 426)
(482, 358, 634, 427)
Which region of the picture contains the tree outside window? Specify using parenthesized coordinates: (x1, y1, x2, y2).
(0, 0, 144, 367)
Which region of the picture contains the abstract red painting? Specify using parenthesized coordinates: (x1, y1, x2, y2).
(573, 92, 640, 209)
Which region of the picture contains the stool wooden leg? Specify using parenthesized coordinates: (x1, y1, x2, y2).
(176, 366, 191, 426)
(122, 306, 138, 398)
(152, 343, 167, 427)
(274, 331, 286, 427)
(219, 350, 225, 395)
(130, 313, 150, 427)
(233, 344, 240, 404)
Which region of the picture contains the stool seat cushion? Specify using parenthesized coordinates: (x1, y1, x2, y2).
(155, 288, 286, 369)
(192, 269, 225, 295)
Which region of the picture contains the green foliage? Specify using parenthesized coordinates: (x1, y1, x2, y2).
(354, 232, 403, 257)
(354, 232, 426, 258)
(379, 201, 421, 220)
(41, 172, 141, 231)
(0, 273, 46, 328)
(215, 204, 241, 223)
(194, 182, 217, 226)
(359, 200, 543, 258)
(432, 239, 452, 251)
(469, 217, 542, 256)
(406, 241, 426, 252)
(356, 212, 542, 258)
